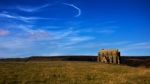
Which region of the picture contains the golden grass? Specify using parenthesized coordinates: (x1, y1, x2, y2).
(0, 61, 149, 84)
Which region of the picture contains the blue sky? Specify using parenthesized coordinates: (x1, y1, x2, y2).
(0, 0, 150, 58)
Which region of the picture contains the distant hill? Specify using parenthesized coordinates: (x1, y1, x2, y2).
(0, 56, 150, 67)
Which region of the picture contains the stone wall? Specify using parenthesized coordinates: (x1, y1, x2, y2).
(97, 49, 120, 64)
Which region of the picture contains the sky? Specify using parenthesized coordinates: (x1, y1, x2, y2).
(0, 0, 150, 58)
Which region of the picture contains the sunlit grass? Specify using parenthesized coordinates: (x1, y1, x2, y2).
(0, 61, 149, 84)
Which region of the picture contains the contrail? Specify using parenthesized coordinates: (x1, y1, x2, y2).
(17, 4, 50, 12)
(63, 3, 81, 17)
(17, 0, 61, 12)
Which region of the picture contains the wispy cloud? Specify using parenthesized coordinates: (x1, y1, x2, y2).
(0, 38, 32, 49)
(15, 25, 75, 41)
(88, 41, 150, 50)
(57, 36, 94, 48)
(98, 29, 115, 34)
(15, 25, 49, 40)
(77, 41, 131, 49)
(122, 42, 150, 50)
(0, 29, 10, 36)
(63, 3, 81, 17)
(0, 23, 95, 57)
(48, 52, 65, 56)
(17, 4, 50, 12)
(6, 23, 93, 44)
(0, 12, 55, 22)
(17, 2, 82, 18)
(80, 28, 116, 35)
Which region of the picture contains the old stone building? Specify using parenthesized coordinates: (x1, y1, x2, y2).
(97, 49, 121, 64)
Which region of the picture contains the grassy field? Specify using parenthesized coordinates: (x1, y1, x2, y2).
(0, 61, 150, 84)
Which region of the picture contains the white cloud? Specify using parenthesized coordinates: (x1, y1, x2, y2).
(0, 24, 94, 49)
(63, 3, 81, 17)
(0, 38, 32, 49)
(89, 41, 150, 51)
(17, 2, 82, 18)
(0, 29, 10, 36)
(98, 29, 115, 34)
(15, 25, 76, 41)
(48, 52, 65, 56)
(57, 36, 94, 48)
(122, 42, 150, 50)
(75, 41, 131, 49)
(79, 27, 116, 35)
(17, 4, 50, 12)
(0, 12, 52, 22)
(69, 36, 92, 42)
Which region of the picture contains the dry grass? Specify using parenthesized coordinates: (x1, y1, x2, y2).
(0, 61, 150, 84)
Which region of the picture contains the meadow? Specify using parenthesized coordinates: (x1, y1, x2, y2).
(0, 61, 150, 84)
